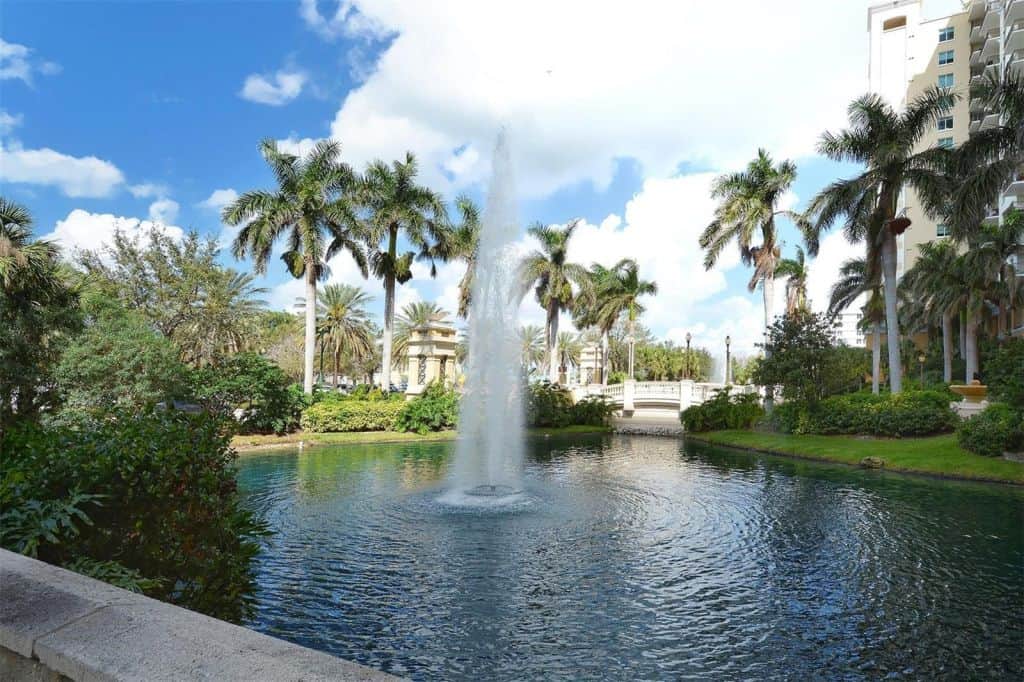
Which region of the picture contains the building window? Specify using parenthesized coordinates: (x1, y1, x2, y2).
(938, 50, 954, 65)
(937, 136, 954, 148)
(938, 73, 954, 88)
(936, 223, 950, 237)
(938, 116, 954, 131)
(939, 26, 954, 42)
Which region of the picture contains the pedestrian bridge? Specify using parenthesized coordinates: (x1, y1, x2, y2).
(572, 380, 760, 418)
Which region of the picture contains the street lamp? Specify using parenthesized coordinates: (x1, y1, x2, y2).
(725, 335, 732, 385)
(918, 352, 926, 386)
(627, 333, 636, 380)
(685, 332, 692, 379)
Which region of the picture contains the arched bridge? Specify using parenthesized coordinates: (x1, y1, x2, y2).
(572, 380, 761, 423)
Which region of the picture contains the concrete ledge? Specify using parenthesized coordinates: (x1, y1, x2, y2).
(0, 549, 398, 681)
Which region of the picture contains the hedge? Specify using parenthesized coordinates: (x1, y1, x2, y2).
(300, 400, 405, 432)
(773, 390, 959, 437)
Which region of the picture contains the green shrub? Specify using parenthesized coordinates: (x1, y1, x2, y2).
(607, 371, 627, 386)
(300, 400, 405, 432)
(681, 388, 764, 432)
(0, 411, 266, 622)
(986, 338, 1024, 407)
(809, 390, 958, 437)
(767, 401, 815, 434)
(571, 395, 615, 427)
(957, 403, 1023, 457)
(526, 381, 575, 428)
(191, 353, 307, 434)
(395, 382, 459, 434)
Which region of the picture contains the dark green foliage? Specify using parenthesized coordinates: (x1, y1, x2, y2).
(192, 352, 306, 434)
(754, 311, 865, 404)
(318, 384, 402, 402)
(985, 338, 1024, 407)
(395, 382, 459, 434)
(1, 411, 266, 621)
(54, 309, 190, 415)
(775, 390, 959, 437)
(526, 381, 575, 427)
(570, 395, 616, 426)
(957, 403, 1024, 457)
(301, 400, 405, 432)
(681, 388, 764, 432)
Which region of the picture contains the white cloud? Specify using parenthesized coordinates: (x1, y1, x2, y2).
(301, 0, 866, 198)
(0, 109, 22, 135)
(299, 0, 391, 41)
(128, 182, 169, 198)
(239, 69, 307, 106)
(198, 188, 238, 211)
(0, 38, 60, 85)
(147, 197, 179, 224)
(806, 231, 865, 316)
(45, 209, 185, 260)
(0, 141, 124, 197)
(276, 135, 322, 158)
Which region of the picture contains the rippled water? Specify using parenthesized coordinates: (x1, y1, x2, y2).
(237, 435, 1024, 680)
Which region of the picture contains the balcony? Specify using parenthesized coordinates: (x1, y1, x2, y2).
(1010, 0, 1024, 26)
(969, 0, 988, 22)
(1006, 173, 1024, 199)
(1007, 24, 1024, 53)
(982, 112, 1001, 129)
(982, 6, 1002, 35)
(970, 95, 987, 113)
(1008, 50, 1024, 76)
(971, 23, 986, 45)
(982, 33, 1001, 60)
(970, 116, 984, 133)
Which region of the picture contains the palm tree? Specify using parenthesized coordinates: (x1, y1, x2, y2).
(360, 153, 449, 390)
(0, 197, 60, 293)
(589, 259, 657, 379)
(572, 262, 617, 385)
(556, 331, 583, 383)
(517, 324, 545, 376)
(178, 269, 267, 366)
(900, 240, 960, 383)
(434, 195, 480, 319)
(223, 139, 367, 393)
(700, 149, 799, 335)
(518, 220, 591, 383)
(315, 284, 375, 389)
(392, 301, 450, 369)
(975, 212, 1023, 339)
(774, 246, 809, 316)
(829, 258, 885, 394)
(807, 88, 955, 393)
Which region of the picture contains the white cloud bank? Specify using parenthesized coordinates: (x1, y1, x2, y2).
(147, 197, 179, 224)
(0, 141, 124, 197)
(239, 69, 307, 106)
(45, 209, 185, 260)
(198, 188, 238, 211)
(0, 38, 61, 85)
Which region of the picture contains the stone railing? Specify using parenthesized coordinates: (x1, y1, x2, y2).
(0, 549, 396, 681)
(573, 380, 761, 413)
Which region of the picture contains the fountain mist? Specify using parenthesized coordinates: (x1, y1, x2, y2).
(450, 131, 524, 495)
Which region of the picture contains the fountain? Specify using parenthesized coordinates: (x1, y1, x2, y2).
(446, 130, 525, 503)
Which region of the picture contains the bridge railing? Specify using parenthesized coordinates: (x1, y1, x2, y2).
(573, 380, 761, 412)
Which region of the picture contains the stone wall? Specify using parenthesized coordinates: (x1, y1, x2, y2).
(0, 549, 397, 681)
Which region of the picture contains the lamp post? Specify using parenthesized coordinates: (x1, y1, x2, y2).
(627, 333, 636, 380)
(725, 335, 732, 385)
(685, 332, 692, 379)
(918, 352, 926, 387)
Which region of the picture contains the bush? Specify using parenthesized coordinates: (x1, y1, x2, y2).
(315, 384, 403, 403)
(526, 381, 575, 428)
(0, 411, 265, 622)
(571, 395, 615, 427)
(808, 390, 958, 437)
(986, 338, 1024, 407)
(395, 382, 459, 434)
(767, 400, 815, 435)
(681, 388, 764, 432)
(191, 353, 307, 434)
(300, 399, 405, 432)
(957, 403, 1024, 457)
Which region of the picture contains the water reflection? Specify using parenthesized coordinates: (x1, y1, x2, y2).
(236, 435, 1024, 680)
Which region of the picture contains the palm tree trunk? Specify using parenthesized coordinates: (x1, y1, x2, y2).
(997, 301, 1006, 341)
(547, 304, 559, 383)
(965, 307, 979, 382)
(959, 312, 966, 358)
(303, 265, 317, 394)
(380, 226, 398, 391)
(941, 309, 953, 383)
(871, 322, 881, 395)
(880, 233, 903, 393)
(333, 349, 340, 389)
(762, 273, 775, 411)
(601, 331, 609, 386)
(627, 317, 636, 380)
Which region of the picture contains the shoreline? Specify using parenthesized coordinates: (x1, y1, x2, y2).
(685, 431, 1024, 487)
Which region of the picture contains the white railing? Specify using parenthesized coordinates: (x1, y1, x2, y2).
(577, 381, 761, 411)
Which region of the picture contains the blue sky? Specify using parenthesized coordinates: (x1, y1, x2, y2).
(0, 0, 962, 353)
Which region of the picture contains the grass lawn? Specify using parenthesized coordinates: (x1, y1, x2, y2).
(231, 424, 611, 452)
(687, 430, 1024, 485)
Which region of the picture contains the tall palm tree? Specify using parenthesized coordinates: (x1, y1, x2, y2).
(434, 195, 480, 319)
(556, 331, 583, 383)
(360, 153, 449, 390)
(223, 139, 367, 393)
(572, 262, 617, 385)
(178, 269, 267, 366)
(517, 324, 545, 376)
(392, 301, 450, 369)
(901, 240, 960, 383)
(975, 212, 1023, 339)
(807, 88, 955, 393)
(700, 149, 799, 335)
(518, 220, 591, 383)
(0, 197, 60, 293)
(829, 258, 885, 394)
(774, 246, 809, 316)
(589, 258, 657, 379)
(316, 284, 375, 389)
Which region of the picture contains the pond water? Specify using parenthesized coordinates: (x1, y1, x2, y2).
(237, 435, 1024, 680)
